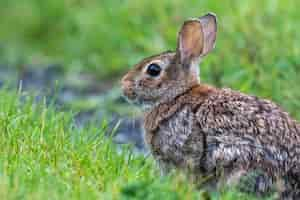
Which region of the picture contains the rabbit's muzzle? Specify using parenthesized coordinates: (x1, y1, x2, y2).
(121, 77, 137, 101)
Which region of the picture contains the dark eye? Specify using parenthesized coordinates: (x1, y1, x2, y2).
(146, 63, 161, 77)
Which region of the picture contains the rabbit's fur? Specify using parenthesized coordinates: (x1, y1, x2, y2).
(121, 13, 300, 199)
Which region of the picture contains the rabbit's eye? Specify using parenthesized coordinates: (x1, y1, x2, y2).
(146, 63, 161, 77)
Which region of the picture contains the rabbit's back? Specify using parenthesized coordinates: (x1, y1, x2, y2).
(196, 88, 300, 197)
(196, 88, 300, 173)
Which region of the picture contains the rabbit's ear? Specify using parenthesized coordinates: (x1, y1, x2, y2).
(176, 13, 217, 67)
(198, 13, 217, 56)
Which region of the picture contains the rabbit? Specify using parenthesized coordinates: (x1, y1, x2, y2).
(121, 13, 300, 199)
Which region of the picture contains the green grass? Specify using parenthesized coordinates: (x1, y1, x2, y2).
(0, 88, 273, 200)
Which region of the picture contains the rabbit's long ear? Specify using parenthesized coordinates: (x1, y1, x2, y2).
(176, 13, 217, 67)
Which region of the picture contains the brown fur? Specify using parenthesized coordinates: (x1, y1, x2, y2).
(121, 13, 300, 199)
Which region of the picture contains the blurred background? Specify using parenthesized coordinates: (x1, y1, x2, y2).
(0, 0, 300, 152)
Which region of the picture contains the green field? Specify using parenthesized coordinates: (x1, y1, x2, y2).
(0, 0, 299, 199)
(0, 88, 272, 200)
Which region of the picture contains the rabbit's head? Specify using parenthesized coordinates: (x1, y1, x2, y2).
(121, 13, 217, 109)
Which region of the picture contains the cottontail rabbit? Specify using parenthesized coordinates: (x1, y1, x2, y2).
(121, 13, 300, 199)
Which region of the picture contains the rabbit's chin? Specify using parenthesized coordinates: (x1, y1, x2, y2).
(122, 95, 155, 111)
(140, 101, 154, 111)
(134, 99, 155, 111)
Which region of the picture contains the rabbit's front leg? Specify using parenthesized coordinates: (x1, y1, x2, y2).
(155, 157, 173, 176)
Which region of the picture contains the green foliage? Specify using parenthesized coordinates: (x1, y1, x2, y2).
(120, 180, 180, 200)
(1, 1, 300, 101)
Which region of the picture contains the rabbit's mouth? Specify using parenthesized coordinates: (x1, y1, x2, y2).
(122, 93, 137, 104)
(122, 88, 137, 100)
(121, 92, 139, 106)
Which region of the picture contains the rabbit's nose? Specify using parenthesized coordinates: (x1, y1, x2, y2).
(121, 78, 136, 100)
(121, 74, 132, 86)
(121, 75, 131, 89)
(121, 74, 129, 84)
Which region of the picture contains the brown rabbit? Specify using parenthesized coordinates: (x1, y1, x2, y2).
(121, 13, 300, 199)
